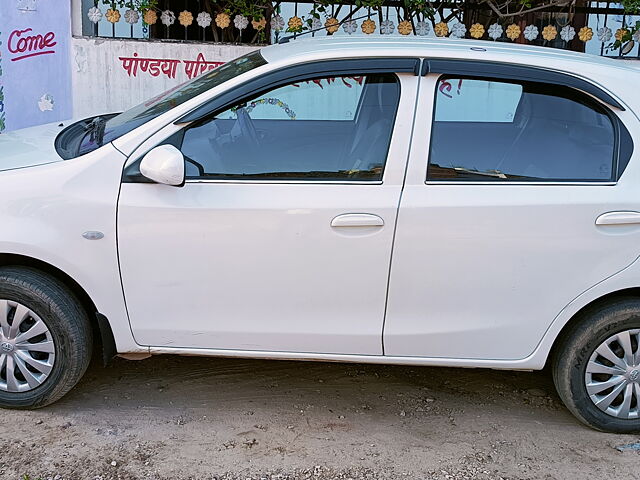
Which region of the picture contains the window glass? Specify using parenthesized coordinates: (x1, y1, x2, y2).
(428, 77, 616, 182)
(435, 79, 522, 123)
(180, 73, 400, 181)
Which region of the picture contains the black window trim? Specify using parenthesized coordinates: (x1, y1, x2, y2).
(176, 57, 419, 125)
(425, 73, 632, 185)
(421, 59, 625, 112)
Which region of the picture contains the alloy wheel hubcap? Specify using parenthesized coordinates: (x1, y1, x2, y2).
(0, 300, 56, 393)
(585, 329, 640, 419)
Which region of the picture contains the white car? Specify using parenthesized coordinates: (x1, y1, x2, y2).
(0, 37, 638, 433)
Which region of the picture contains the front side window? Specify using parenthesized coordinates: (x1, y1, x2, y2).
(427, 77, 616, 182)
(179, 73, 400, 181)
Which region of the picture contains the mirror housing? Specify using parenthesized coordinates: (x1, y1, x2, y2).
(139, 145, 185, 186)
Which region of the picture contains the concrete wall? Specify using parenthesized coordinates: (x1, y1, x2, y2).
(71, 37, 258, 118)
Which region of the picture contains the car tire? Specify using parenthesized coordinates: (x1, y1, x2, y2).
(553, 298, 640, 433)
(0, 267, 92, 409)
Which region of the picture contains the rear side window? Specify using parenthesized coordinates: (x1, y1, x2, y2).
(427, 77, 617, 182)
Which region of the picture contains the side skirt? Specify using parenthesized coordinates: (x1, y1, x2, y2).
(142, 346, 542, 371)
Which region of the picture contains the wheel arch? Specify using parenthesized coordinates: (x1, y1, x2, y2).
(547, 287, 640, 368)
(0, 253, 116, 364)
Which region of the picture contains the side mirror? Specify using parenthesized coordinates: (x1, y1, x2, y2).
(139, 145, 185, 186)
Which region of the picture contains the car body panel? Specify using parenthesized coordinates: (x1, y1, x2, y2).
(117, 73, 418, 353)
(0, 121, 67, 171)
(383, 72, 640, 360)
(0, 145, 142, 353)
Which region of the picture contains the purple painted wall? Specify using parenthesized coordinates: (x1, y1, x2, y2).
(0, 0, 72, 132)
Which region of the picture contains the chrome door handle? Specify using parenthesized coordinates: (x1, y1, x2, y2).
(331, 213, 384, 228)
(596, 211, 640, 226)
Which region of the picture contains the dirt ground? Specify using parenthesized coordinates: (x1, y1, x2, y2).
(1, 355, 639, 480)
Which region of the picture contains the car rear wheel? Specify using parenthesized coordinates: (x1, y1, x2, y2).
(0, 267, 92, 409)
(553, 298, 640, 433)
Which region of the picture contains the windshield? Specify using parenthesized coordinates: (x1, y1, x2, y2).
(55, 50, 267, 160)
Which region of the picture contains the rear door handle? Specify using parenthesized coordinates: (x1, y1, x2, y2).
(596, 211, 640, 226)
(331, 213, 384, 228)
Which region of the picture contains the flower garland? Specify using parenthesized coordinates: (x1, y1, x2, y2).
(243, 97, 296, 120)
(84, 6, 629, 52)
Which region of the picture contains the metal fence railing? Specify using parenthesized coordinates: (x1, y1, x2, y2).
(80, 1, 639, 59)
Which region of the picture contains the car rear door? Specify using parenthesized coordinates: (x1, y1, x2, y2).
(384, 64, 640, 360)
(117, 61, 419, 355)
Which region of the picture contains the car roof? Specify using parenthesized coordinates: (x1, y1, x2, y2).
(259, 36, 638, 75)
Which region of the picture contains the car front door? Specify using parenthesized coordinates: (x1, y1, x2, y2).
(384, 68, 640, 360)
(117, 66, 417, 354)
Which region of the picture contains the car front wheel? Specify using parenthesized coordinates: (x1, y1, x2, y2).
(553, 298, 640, 433)
(0, 267, 92, 409)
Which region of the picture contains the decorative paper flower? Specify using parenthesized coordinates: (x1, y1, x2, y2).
(470, 23, 485, 39)
(542, 24, 557, 41)
(450, 23, 466, 39)
(325, 17, 339, 33)
(434, 22, 449, 37)
(343, 20, 358, 34)
(362, 19, 376, 34)
(488, 23, 503, 40)
(310, 18, 322, 31)
(288, 16, 303, 32)
(105, 8, 120, 24)
(615, 28, 629, 42)
(124, 9, 139, 24)
(216, 12, 231, 28)
(196, 12, 212, 28)
(161, 10, 175, 26)
(87, 6, 102, 23)
(597, 26, 612, 43)
(415, 21, 430, 36)
(252, 17, 267, 31)
(143, 9, 157, 25)
(271, 14, 284, 32)
(523, 24, 539, 41)
(398, 20, 413, 36)
(381, 19, 395, 35)
(506, 24, 521, 40)
(578, 26, 593, 42)
(560, 25, 575, 42)
(234, 14, 248, 30)
(179, 11, 193, 27)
